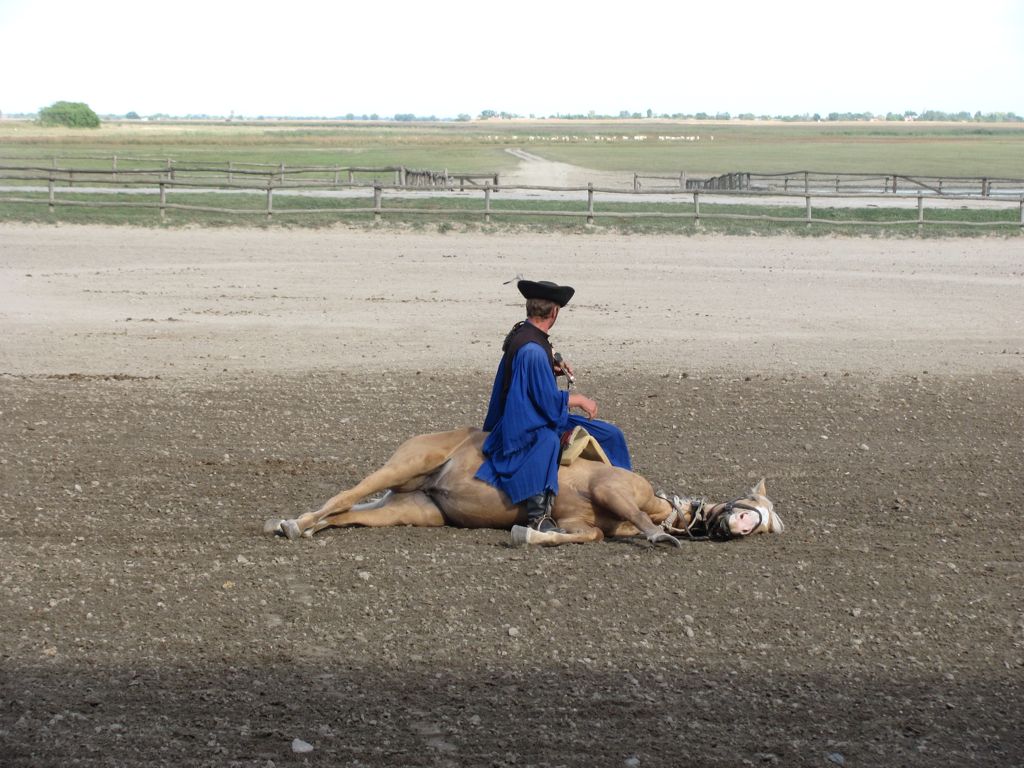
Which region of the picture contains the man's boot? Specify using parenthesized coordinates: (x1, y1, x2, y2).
(525, 491, 564, 534)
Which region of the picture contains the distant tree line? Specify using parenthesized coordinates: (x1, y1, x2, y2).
(826, 110, 1022, 123)
(527, 109, 1022, 123)
(123, 109, 1024, 123)
(20, 100, 1023, 124)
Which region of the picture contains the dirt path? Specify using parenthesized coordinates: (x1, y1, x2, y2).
(502, 148, 634, 189)
(1, 224, 1022, 767)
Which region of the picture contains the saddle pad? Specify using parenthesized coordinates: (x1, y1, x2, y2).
(560, 426, 611, 467)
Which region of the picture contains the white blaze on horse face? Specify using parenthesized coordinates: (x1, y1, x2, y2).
(725, 497, 783, 536)
(728, 506, 765, 536)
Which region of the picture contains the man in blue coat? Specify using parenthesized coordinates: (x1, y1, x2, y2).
(475, 279, 632, 533)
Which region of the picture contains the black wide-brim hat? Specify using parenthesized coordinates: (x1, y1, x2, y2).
(517, 279, 575, 307)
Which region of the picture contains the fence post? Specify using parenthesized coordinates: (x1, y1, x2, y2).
(587, 183, 594, 226)
(680, 171, 686, 189)
(1019, 196, 1023, 232)
(633, 173, 640, 192)
(484, 183, 491, 224)
(805, 195, 812, 226)
(159, 183, 167, 222)
(892, 176, 898, 194)
(48, 174, 55, 213)
(982, 178, 989, 197)
(279, 163, 285, 184)
(693, 191, 700, 225)
(373, 184, 382, 222)
(917, 193, 924, 234)
(266, 182, 273, 221)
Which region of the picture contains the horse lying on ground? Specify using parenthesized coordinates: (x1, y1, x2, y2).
(263, 428, 784, 547)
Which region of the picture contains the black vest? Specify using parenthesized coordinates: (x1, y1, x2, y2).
(499, 321, 555, 405)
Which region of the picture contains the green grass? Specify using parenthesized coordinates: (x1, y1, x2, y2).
(4, 119, 1024, 178)
(0, 121, 520, 175)
(530, 123, 1024, 177)
(2, 189, 1018, 238)
(2, 119, 1022, 236)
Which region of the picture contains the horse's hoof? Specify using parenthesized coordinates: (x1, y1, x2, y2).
(648, 532, 683, 548)
(281, 519, 303, 540)
(263, 518, 284, 536)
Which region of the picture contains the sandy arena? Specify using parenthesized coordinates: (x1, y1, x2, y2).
(1, 224, 1022, 767)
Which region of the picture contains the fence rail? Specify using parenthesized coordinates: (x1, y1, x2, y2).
(0, 156, 499, 190)
(1, 164, 1022, 232)
(634, 169, 1024, 197)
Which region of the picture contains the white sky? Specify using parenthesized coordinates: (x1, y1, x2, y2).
(1, 0, 1021, 118)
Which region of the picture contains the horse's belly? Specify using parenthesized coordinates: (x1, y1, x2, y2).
(430, 485, 521, 529)
(425, 444, 522, 530)
(444, 502, 521, 529)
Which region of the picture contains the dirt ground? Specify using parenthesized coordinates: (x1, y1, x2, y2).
(1, 224, 1022, 767)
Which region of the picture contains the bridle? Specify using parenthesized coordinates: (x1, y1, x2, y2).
(657, 492, 767, 540)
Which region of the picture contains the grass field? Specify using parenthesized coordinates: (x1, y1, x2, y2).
(2, 119, 1022, 235)
(527, 121, 1024, 177)
(3, 118, 1024, 177)
(2, 189, 1018, 238)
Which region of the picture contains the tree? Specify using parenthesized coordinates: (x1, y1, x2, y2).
(38, 101, 100, 128)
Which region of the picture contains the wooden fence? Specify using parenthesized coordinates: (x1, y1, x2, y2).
(635, 169, 1024, 197)
(1, 164, 1022, 232)
(0, 155, 499, 190)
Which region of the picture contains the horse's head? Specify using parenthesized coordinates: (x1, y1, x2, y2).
(705, 479, 784, 540)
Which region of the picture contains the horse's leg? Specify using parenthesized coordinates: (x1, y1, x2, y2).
(305, 491, 445, 536)
(264, 429, 474, 539)
(510, 518, 604, 547)
(590, 482, 682, 548)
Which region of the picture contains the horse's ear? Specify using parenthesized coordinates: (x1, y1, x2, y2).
(750, 478, 767, 497)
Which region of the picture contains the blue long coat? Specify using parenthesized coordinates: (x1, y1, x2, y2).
(474, 342, 631, 504)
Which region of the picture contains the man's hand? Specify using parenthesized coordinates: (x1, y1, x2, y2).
(568, 393, 598, 419)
